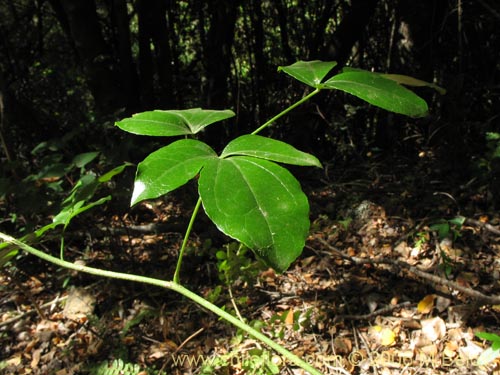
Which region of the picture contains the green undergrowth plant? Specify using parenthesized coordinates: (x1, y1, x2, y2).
(475, 331, 500, 365)
(0, 161, 131, 267)
(88, 358, 151, 375)
(0, 61, 443, 375)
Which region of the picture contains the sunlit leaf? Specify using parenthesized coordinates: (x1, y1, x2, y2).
(278, 60, 337, 88)
(131, 139, 216, 205)
(116, 108, 235, 136)
(323, 70, 428, 117)
(198, 156, 309, 272)
(167, 108, 235, 134)
(221, 135, 322, 167)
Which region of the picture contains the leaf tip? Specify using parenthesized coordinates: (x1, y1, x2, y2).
(131, 180, 146, 206)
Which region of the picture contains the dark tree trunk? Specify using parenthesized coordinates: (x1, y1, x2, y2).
(111, 0, 140, 113)
(137, 0, 154, 108)
(56, 0, 127, 115)
(249, 0, 266, 124)
(275, 0, 294, 63)
(308, 1, 337, 59)
(150, 0, 174, 108)
(203, 0, 239, 109)
(201, 0, 239, 148)
(136, 0, 174, 109)
(320, 0, 380, 66)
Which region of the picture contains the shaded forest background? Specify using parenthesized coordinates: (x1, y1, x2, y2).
(0, 0, 499, 229)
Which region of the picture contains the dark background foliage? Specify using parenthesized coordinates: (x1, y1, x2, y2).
(0, 0, 499, 221)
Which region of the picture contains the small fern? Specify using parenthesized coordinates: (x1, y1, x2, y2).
(89, 358, 147, 375)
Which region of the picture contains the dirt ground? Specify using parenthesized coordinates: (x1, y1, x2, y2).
(1, 158, 500, 375)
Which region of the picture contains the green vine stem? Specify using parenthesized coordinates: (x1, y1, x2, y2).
(0, 231, 323, 375)
(173, 197, 203, 284)
(251, 88, 321, 135)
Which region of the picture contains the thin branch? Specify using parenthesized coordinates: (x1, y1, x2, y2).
(334, 301, 413, 322)
(464, 217, 500, 236)
(316, 238, 500, 305)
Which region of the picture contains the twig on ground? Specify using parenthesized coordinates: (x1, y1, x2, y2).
(160, 327, 204, 371)
(0, 294, 66, 328)
(464, 217, 500, 236)
(334, 301, 413, 322)
(316, 238, 500, 305)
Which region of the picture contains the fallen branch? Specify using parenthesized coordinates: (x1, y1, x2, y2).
(0, 294, 67, 328)
(317, 238, 500, 305)
(463, 217, 500, 236)
(334, 301, 413, 321)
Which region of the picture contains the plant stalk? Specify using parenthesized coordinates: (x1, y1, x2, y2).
(173, 197, 203, 284)
(251, 88, 321, 135)
(0, 231, 322, 375)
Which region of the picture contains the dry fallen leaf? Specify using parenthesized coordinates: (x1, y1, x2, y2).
(421, 316, 446, 342)
(369, 325, 396, 346)
(285, 307, 294, 326)
(417, 294, 436, 314)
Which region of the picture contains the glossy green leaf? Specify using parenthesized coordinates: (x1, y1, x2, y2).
(167, 108, 236, 134)
(278, 60, 337, 88)
(323, 70, 428, 117)
(116, 111, 189, 136)
(221, 135, 322, 167)
(198, 156, 309, 272)
(131, 139, 216, 205)
(116, 108, 235, 136)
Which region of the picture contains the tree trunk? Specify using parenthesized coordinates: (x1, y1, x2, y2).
(248, 0, 266, 124)
(111, 0, 140, 113)
(56, 0, 126, 115)
(150, 0, 174, 108)
(320, 0, 379, 66)
(201, 0, 240, 148)
(275, 0, 294, 63)
(204, 0, 239, 109)
(137, 0, 154, 109)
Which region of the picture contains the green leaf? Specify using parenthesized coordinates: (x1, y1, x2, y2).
(98, 162, 133, 183)
(131, 139, 217, 205)
(34, 196, 112, 238)
(221, 135, 322, 167)
(476, 331, 500, 343)
(198, 156, 309, 272)
(167, 108, 236, 134)
(486, 132, 500, 141)
(62, 174, 99, 207)
(429, 222, 450, 240)
(0, 245, 18, 268)
(449, 216, 466, 227)
(116, 108, 235, 136)
(278, 60, 337, 88)
(72, 151, 99, 168)
(323, 70, 428, 117)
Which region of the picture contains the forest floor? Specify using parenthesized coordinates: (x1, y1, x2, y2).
(1, 154, 500, 375)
